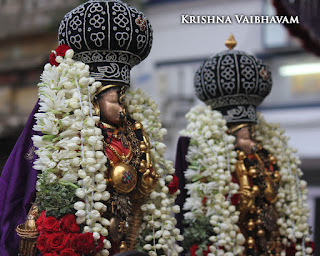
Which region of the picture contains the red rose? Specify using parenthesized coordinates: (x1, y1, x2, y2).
(190, 244, 199, 256)
(202, 197, 207, 205)
(49, 52, 59, 66)
(60, 248, 81, 256)
(49, 44, 71, 66)
(55, 44, 71, 56)
(202, 245, 210, 256)
(305, 241, 315, 254)
(37, 234, 49, 253)
(71, 233, 95, 254)
(43, 252, 58, 256)
(231, 193, 240, 205)
(43, 216, 60, 233)
(286, 243, 296, 256)
(47, 233, 67, 252)
(60, 214, 80, 233)
(168, 175, 179, 194)
(92, 235, 105, 255)
(231, 173, 238, 184)
(36, 210, 46, 234)
(190, 244, 211, 256)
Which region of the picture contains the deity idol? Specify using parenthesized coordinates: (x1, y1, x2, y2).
(175, 35, 313, 256)
(0, 1, 182, 255)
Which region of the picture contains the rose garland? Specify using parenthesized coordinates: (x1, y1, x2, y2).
(181, 104, 313, 256)
(32, 45, 183, 255)
(125, 89, 184, 256)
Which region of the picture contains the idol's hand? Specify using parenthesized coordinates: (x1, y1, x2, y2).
(138, 169, 159, 196)
(239, 189, 255, 212)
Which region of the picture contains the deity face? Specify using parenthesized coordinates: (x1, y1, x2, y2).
(97, 88, 125, 126)
(234, 126, 256, 155)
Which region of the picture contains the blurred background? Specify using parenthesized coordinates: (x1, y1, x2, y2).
(0, 0, 319, 253)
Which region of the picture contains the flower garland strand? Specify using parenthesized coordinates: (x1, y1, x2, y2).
(33, 46, 183, 256)
(33, 47, 111, 255)
(125, 89, 184, 256)
(181, 105, 312, 256)
(255, 114, 312, 256)
(180, 104, 245, 256)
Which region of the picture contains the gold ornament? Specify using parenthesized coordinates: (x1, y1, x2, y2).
(16, 204, 39, 256)
(225, 34, 237, 50)
(140, 141, 147, 153)
(137, 169, 159, 196)
(228, 123, 250, 135)
(96, 84, 122, 96)
(248, 220, 255, 230)
(264, 174, 278, 204)
(247, 237, 255, 248)
(274, 171, 281, 182)
(252, 185, 260, 195)
(257, 229, 265, 237)
(256, 218, 262, 226)
(134, 122, 143, 130)
(104, 141, 133, 163)
(109, 163, 137, 194)
(248, 167, 257, 178)
(139, 160, 147, 170)
(269, 155, 277, 165)
(120, 241, 128, 252)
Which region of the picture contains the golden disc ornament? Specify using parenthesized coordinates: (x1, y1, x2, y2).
(109, 163, 137, 194)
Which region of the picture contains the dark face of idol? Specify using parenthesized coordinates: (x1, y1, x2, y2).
(235, 126, 256, 155)
(97, 88, 125, 126)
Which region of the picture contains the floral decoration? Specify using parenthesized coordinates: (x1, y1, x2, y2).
(180, 104, 313, 256)
(49, 45, 71, 66)
(255, 115, 313, 256)
(32, 46, 183, 255)
(34, 47, 112, 255)
(168, 175, 179, 194)
(125, 89, 184, 255)
(36, 211, 104, 255)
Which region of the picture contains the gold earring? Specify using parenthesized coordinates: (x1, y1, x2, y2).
(93, 99, 100, 116)
(94, 105, 100, 116)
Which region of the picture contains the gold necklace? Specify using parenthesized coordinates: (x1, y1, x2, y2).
(104, 140, 133, 164)
(101, 122, 118, 130)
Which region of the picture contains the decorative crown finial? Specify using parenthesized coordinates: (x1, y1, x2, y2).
(225, 34, 237, 50)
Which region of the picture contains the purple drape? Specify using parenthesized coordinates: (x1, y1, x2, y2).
(0, 101, 39, 256)
(174, 136, 190, 234)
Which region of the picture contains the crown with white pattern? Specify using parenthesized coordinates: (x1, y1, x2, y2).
(194, 35, 272, 124)
(58, 0, 153, 86)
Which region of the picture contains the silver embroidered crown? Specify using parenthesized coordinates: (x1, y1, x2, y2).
(58, 0, 153, 86)
(194, 34, 272, 124)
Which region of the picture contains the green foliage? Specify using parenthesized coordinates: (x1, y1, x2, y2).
(136, 227, 165, 255)
(36, 179, 78, 219)
(182, 217, 216, 254)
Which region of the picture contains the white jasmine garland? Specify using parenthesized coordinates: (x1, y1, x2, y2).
(126, 89, 183, 255)
(181, 105, 312, 256)
(33, 49, 111, 255)
(255, 114, 312, 256)
(181, 105, 243, 255)
(33, 48, 182, 255)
